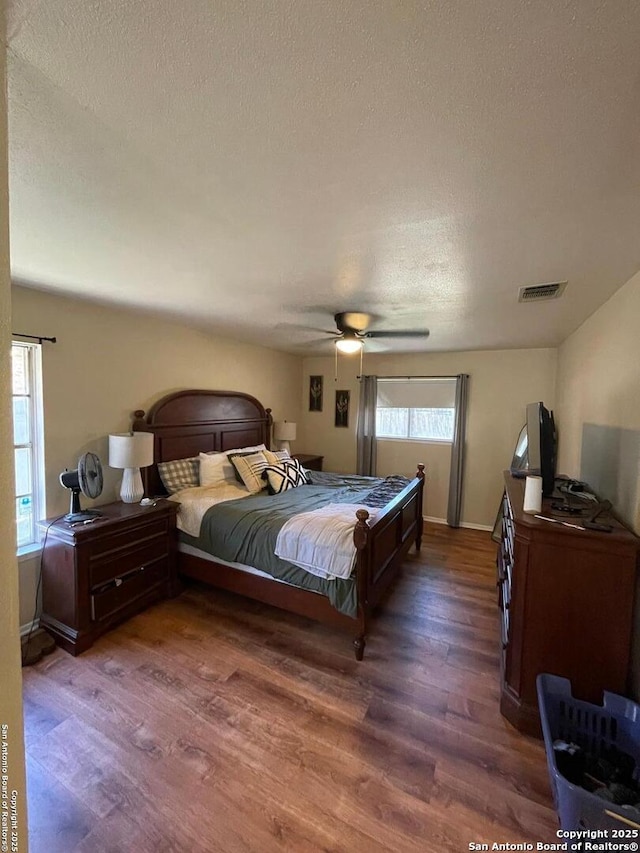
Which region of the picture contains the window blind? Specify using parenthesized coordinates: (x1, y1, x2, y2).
(376, 378, 457, 409)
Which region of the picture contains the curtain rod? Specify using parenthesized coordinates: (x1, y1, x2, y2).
(12, 333, 57, 344)
(371, 374, 460, 380)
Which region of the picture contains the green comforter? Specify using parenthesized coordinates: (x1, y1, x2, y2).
(179, 472, 410, 617)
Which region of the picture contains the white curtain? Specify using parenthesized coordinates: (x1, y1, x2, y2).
(356, 375, 377, 476)
(446, 374, 469, 527)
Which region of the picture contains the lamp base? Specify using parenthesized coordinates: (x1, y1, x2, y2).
(120, 468, 144, 503)
(278, 441, 291, 454)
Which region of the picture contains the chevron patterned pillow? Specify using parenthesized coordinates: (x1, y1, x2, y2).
(263, 458, 310, 495)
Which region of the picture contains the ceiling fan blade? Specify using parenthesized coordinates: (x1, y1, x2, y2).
(363, 329, 430, 339)
(275, 322, 337, 336)
(292, 337, 338, 349)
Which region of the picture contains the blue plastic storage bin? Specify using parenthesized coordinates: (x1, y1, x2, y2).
(537, 673, 640, 834)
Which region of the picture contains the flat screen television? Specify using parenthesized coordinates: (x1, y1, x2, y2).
(510, 402, 557, 496)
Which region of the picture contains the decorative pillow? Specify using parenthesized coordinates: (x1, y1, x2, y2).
(263, 449, 291, 465)
(157, 457, 199, 494)
(263, 459, 310, 495)
(228, 451, 270, 493)
(226, 450, 265, 485)
(199, 452, 236, 486)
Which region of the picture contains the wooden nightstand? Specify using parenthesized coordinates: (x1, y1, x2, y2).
(292, 453, 324, 471)
(39, 500, 178, 655)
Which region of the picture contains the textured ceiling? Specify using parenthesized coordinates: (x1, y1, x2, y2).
(6, 0, 640, 353)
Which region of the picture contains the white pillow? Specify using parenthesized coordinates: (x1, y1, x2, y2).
(199, 452, 236, 486)
(224, 443, 266, 456)
(199, 445, 267, 486)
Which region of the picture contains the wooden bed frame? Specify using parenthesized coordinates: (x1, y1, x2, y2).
(133, 389, 425, 660)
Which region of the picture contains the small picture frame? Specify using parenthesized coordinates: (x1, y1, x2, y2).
(309, 375, 323, 412)
(335, 390, 350, 428)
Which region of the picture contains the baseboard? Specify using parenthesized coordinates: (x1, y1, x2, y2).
(424, 516, 493, 532)
(20, 618, 40, 638)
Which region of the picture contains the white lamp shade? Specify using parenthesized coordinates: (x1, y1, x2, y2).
(108, 432, 154, 469)
(273, 421, 297, 442)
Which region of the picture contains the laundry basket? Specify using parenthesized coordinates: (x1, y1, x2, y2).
(537, 673, 640, 833)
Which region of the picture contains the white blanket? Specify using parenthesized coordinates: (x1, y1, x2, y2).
(168, 482, 250, 537)
(274, 503, 379, 580)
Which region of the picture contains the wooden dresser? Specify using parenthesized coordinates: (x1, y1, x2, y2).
(40, 500, 178, 655)
(497, 472, 639, 736)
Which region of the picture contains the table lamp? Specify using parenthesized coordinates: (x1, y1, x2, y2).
(108, 432, 154, 503)
(273, 421, 296, 454)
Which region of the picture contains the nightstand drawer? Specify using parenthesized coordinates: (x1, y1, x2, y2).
(89, 536, 169, 588)
(91, 556, 169, 622)
(88, 517, 169, 560)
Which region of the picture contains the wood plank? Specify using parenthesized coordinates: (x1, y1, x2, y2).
(23, 525, 559, 852)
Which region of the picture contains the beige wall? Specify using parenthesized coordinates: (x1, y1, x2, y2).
(555, 269, 640, 532)
(555, 269, 640, 698)
(0, 3, 29, 846)
(300, 348, 557, 527)
(13, 285, 302, 624)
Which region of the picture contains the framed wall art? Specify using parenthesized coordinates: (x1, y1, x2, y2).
(335, 390, 350, 428)
(309, 375, 323, 412)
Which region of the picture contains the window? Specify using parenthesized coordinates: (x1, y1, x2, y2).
(376, 378, 456, 442)
(12, 341, 45, 549)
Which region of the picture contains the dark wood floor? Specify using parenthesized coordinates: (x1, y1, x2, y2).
(22, 525, 557, 852)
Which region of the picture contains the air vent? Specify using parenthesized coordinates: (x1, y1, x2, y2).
(518, 281, 567, 302)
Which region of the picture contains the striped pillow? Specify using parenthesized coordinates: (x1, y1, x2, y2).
(264, 449, 291, 465)
(228, 451, 269, 493)
(157, 457, 199, 494)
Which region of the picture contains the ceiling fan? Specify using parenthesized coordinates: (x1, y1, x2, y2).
(326, 312, 430, 353)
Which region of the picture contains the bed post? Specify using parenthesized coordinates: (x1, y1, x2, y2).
(415, 463, 425, 551)
(353, 508, 370, 661)
(265, 408, 273, 449)
(132, 410, 146, 430)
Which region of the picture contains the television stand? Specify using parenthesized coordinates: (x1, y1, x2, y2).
(496, 471, 639, 737)
(549, 497, 585, 515)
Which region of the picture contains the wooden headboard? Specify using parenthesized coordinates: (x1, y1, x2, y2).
(132, 389, 272, 496)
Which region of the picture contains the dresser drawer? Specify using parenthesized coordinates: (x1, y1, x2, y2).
(91, 556, 169, 622)
(89, 535, 169, 588)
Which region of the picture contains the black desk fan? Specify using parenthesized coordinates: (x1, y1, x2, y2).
(59, 452, 104, 523)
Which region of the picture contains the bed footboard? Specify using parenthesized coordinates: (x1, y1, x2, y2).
(351, 464, 425, 658)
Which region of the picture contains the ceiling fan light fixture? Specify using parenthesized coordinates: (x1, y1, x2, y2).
(335, 335, 363, 354)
